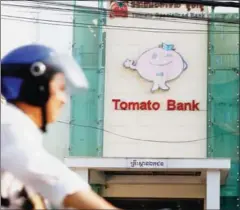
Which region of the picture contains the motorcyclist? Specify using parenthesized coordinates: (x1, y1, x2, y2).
(1, 44, 118, 210)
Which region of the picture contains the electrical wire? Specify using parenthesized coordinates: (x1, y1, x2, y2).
(126, 0, 240, 7)
(2, 1, 239, 26)
(57, 120, 239, 144)
(1, 16, 238, 145)
(34, 0, 240, 23)
(30, 0, 240, 9)
(35, 1, 240, 25)
(2, 2, 239, 30)
(1, 15, 238, 35)
(1, 1, 239, 144)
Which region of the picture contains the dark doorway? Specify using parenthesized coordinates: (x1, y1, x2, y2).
(106, 198, 204, 210)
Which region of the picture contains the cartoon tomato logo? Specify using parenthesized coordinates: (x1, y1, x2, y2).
(110, 1, 128, 18)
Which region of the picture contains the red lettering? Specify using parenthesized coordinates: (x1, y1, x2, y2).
(177, 102, 184, 110)
(140, 102, 147, 110)
(167, 99, 176, 110)
(167, 99, 200, 111)
(152, 102, 160, 110)
(112, 99, 120, 110)
(191, 100, 200, 111)
(128, 102, 139, 110)
(120, 101, 128, 110)
(113, 99, 199, 111)
(112, 99, 161, 111)
(146, 100, 152, 110)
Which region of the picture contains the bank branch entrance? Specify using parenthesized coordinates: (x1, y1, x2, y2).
(65, 157, 231, 210)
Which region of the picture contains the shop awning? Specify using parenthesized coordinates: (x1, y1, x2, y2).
(64, 157, 231, 184)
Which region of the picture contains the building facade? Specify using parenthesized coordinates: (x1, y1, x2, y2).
(1, 1, 239, 210)
(68, 2, 239, 210)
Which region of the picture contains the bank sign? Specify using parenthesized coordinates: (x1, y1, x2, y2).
(112, 99, 200, 111)
(111, 43, 200, 111)
(109, 1, 207, 18)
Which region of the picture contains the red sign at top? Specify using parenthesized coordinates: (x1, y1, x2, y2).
(109, 1, 204, 19)
(109, 1, 128, 18)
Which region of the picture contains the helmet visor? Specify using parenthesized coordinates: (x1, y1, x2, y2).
(45, 53, 88, 93)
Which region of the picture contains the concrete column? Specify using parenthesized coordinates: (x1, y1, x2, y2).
(206, 170, 220, 210)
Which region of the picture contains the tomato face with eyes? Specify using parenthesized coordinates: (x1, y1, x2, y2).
(109, 1, 128, 18)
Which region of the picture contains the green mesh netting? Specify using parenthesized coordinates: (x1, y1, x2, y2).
(70, 2, 105, 157)
(207, 13, 240, 199)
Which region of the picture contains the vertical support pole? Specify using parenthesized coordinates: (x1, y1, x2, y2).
(207, 6, 215, 158)
(92, 0, 105, 194)
(206, 170, 220, 210)
(96, 0, 105, 157)
(69, 0, 76, 157)
(238, 5, 240, 202)
(72, 0, 76, 50)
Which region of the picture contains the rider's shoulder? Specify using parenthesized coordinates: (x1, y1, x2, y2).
(1, 103, 28, 125)
(1, 103, 42, 145)
(1, 103, 39, 135)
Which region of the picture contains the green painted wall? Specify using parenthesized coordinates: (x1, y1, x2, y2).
(207, 12, 240, 208)
(220, 196, 240, 210)
(70, 1, 105, 157)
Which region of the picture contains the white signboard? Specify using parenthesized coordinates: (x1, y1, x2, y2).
(104, 1, 208, 158)
(128, 159, 167, 168)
